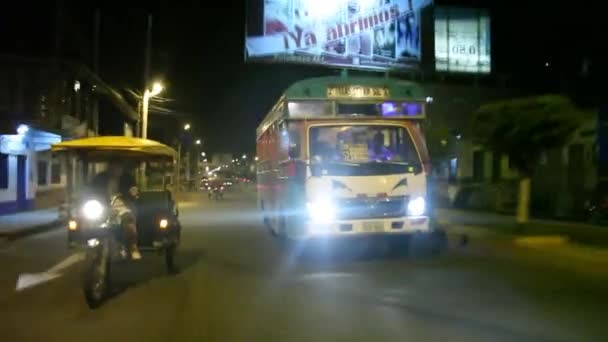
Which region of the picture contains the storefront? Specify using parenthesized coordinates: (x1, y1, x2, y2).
(0, 125, 62, 214)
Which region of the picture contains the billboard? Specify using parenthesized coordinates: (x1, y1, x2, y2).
(434, 7, 491, 73)
(246, 0, 433, 71)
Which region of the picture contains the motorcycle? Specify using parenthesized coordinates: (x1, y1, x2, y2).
(208, 185, 224, 200)
(53, 136, 181, 309)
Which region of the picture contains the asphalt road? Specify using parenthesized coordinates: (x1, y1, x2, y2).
(1, 188, 607, 342)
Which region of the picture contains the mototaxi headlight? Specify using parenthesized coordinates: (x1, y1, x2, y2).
(306, 196, 336, 223)
(82, 200, 104, 220)
(407, 196, 426, 217)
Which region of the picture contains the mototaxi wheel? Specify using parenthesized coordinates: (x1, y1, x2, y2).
(165, 243, 179, 275)
(83, 245, 111, 309)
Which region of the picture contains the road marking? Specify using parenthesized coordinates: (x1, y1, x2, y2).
(15, 252, 84, 291)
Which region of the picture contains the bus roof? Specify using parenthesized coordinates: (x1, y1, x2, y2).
(257, 76, 428, 138)
(283, 76, 426, 100)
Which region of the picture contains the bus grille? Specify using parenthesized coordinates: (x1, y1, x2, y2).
(336, 196, 408, 220)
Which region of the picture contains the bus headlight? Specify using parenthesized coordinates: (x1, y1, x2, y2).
(82, 200, 104, 220)
(407, 196, 426, 217)
(307, 196, 336, 223)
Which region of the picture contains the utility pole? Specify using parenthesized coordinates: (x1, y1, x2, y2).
(185, 150, 191, 190)
(175, 142, 181, 194)
(92, 9, 100, 136)
(142, 14, 153, 140)
(141, 14, 153, 188)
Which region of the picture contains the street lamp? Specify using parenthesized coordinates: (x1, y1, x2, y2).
(150, 82, 163, 96)
(195, 139, 201, 145)
(184, 123, 191, 131)
(254, 156, 259, 162)
(140, 81, 164, 188)
(242, 154, 247, 159)
(141, 81, 163, 140)
(201, 152, 206, 157)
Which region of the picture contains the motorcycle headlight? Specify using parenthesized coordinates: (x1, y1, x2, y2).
(82, 200, 104, 220)
(407, 196, 426, 217)
(307, 196, 336, 224)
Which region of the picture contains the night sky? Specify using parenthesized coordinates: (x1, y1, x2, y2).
(0, 0, 601, 155)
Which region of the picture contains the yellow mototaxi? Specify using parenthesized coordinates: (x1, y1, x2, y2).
(52, 136, 181, 309)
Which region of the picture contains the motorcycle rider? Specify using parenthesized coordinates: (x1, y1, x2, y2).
(208, 177, 224, 199)
(90, 160, 141, 260)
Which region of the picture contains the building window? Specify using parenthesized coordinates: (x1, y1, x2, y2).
(37, 160, 48, 186)
(0, 154, 8, 189)
(51, 160, 61, 184)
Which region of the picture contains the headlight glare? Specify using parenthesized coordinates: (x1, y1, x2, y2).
(307, 196, 336, 223)
(407, 196, 426, 216)
(82, 200, 104, 220)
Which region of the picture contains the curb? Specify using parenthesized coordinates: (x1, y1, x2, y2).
(513, 235, 569, 248)
(0, 220, 63, 241)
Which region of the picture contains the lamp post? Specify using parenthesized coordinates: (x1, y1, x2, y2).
(140, 82, 163, 188)
(141, 81, 163, 140)
(195, 139, 203, 182)
(176, 124, 197, 193)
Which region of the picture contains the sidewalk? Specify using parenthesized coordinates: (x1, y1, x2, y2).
(0, 208, 61, 239)
(436, 208, 608, 248)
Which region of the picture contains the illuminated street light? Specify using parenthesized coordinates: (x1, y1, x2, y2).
(142, 81, 164, 140)
(184, 123, 191, 131)
(140, 81, 164, 189)
(203, 159, 208, 163)
(150, 81, 163, 96)
(201, 152, 206, 157)
(242, 154, 247, 159)
(195, 139, 201, 145)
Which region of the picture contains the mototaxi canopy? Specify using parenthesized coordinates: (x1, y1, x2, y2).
(51, 136, 176, 161)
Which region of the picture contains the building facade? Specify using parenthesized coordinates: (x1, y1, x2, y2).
(0, 55, 138, 214)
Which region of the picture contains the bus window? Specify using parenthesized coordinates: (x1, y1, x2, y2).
(337, 103, 380, 116)
(287, 101, 332, 117)
(287, 123, 301, 158)
(309, 125, 421, 175)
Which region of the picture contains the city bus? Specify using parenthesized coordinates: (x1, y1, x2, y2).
(256, 75, 438, 247)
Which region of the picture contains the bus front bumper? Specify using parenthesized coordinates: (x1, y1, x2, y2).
(301, 216, 431, 240)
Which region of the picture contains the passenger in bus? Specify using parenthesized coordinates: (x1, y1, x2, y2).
(370, 129, 395, 161)
(311, 129, 337, 162)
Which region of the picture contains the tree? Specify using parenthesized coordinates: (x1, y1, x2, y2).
(472, 95, 590, 222)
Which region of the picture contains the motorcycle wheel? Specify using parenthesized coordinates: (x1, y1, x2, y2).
(83, 245, 110, 309)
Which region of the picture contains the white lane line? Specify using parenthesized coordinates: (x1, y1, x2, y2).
(15, 252, 85, 291)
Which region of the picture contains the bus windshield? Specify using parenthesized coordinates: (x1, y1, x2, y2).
(309, 125, 421, 176)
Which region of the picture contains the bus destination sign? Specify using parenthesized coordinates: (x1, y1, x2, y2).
(327, 86, 390, 99)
